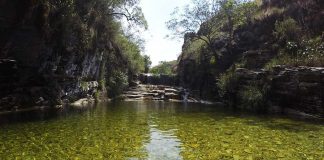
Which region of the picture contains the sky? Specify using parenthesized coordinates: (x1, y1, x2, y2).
(140, 0, 191, 66)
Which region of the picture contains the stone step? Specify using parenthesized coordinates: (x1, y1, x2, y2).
(126, 95, 144, 99)
(164, 88, 179, 93)
(122, 84, 193, 102)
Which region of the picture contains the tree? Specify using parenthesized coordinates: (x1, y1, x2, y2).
(166, 0, 221, 52)
(108, 0, 148, 49)
(143, 55, 151, 73)
(219, 0, 236, 40)
(74, 0, 147, 49)
(167, 0, 259, 59)
(150, 61, 176, 75)
(76, 0, 147, 29)
(236, 0, 259, 25)
(166, 0, 239, 57)
(115, 33, 146, 73)
(70, 0, 148, 96)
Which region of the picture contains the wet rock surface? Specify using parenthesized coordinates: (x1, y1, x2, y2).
(120, 84, 198, 102)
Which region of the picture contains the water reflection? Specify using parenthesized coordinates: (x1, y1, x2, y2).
(145, 126, 182, 160)
(132, 101, 183, 159)
(0, 101, 323, 159)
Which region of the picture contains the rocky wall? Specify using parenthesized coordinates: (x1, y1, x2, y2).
(270, 66, 324, 117)
(0, 0, 106, 111)
(233, 66, 324, 117)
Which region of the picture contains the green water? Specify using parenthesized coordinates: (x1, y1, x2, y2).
(0, 101, 323, 160)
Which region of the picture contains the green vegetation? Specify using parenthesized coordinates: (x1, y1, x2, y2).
(41, 0, 147, 53)
(217, 66, 270, 111)
(167, 0, 259, 57)
(265, 22, 324, 69)
(115, 33, 146, 74)
(143, 55, 152, 73)
(239, 84, 268, 111)
(217, 68, 237, 98)
(37, 0, 150, 98)
(150, 61, 177, 75)
(168, 0, 262, 100)
(264, 18, 324, 68)
(94, 90, 101, 101)
(107, 70, 129, 98)
(274, 18, 302, 42)
(80, 81, 89, 91)
(171, 0, 323, 108)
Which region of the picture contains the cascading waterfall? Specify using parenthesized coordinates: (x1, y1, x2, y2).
(182, 89, 189, 102)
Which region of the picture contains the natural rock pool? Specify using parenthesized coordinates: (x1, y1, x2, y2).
(0, 101, 323, 159)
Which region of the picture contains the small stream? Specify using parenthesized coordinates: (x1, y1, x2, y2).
(0, 101, 323, 159)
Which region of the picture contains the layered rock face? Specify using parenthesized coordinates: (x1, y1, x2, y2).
(121, 84, 197, 102)
(123, 74, 200, 103)
(0, 50, 103, 111)
(270, 66, 324, 116)
(0, 0, 108, 111)
(233, 66, 324, 117)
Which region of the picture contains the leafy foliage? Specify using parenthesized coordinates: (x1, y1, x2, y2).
(43, 0, 149, 97)
(115, 34, 146, 74)
(170, 0, 261, 100)
(239, 85, 267, 111)
(107, 70, 129, 97)
(298, 36, 324, 60)
(167, 0, 260, 51)
(235, 1, 259, 25)
(143, 55, 152, 73)
(274, 18, 302, 43)
(167, 0, 222, 57)
(170, 0, 261, 95)
(264, 12, 323, 68)
(172, 0, 324, 111)
(217, 68, 238, 98)
(150, 61, 177, 75)
(266, 33, 324, 68)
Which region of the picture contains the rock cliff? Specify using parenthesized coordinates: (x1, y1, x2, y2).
(228, 66, 324, 117)
(0, 0, 144, 111)
(175, 0, 323, 117)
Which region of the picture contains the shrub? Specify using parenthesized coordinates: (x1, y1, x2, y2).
(265, 36, 324, 68)
(217, 68, 238, 98)
(217, 69, 270, 112)
(80, 81, 89, 91)
(107, 70, 129, 98)
(239, 85, 266, 111)
(274, 18, 302, 42)
(150, 61, 177, 75)
(285, 41, 298, 56)
(298, 36, 324, 61)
